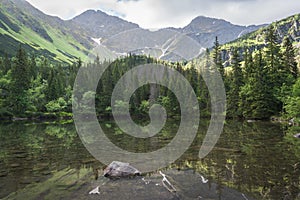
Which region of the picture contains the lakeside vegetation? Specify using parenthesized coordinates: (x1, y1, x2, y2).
(0, 26, 299, 123)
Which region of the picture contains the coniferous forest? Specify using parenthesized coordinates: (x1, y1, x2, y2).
(0, 26, 299, 122)
(1, 1, 300, 199)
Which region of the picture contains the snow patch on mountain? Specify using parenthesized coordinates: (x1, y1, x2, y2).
(91, 37, 102, 45)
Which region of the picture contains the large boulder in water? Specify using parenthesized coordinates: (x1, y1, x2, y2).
(103, 161, 141, 178)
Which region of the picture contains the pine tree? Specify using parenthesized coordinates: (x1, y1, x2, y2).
(46, 67, 64, 101)
(198, 49, 211, 115)
(264, 26, 284, 88)
(212, 36, 224, 78)
(10, 46, 31, 114)
(227, 48, 243, 118)
(243, 48, 254, 80)
(29, 53, 38, 79)
(240, 50, 275, 119)
(2, 53, 11, 74)
(282, 37, 298, 79)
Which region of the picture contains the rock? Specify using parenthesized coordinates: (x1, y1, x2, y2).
(103, 161, 141, 178)
(293, 133, 300, 138)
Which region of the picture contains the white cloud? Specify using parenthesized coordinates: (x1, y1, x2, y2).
(26, 0, 300, 29)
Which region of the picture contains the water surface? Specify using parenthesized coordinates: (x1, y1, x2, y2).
(0, 120, 299, 199)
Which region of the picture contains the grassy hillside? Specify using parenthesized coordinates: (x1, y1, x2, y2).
(222, 14, 300, 50)
(0, 0, 93, 63)
(216, 13, 300, 68)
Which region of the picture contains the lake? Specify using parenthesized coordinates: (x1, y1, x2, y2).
(0, 120, 299, 199)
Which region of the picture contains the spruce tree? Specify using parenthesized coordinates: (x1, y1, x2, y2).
(2, 53, 11, 74)
(240, 50, 275, 119)
(282, 37, 298, 79)
(10, 46, 31, 114)
(212, 36, 224, 78)
(227, 48, 243, 118)
(264, 26, 284, 88)
(243, 48, 254, 80)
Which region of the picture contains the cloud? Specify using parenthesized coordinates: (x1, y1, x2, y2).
(26, 0, 300, 29)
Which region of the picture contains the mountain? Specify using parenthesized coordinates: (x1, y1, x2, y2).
(224, 13, 300, 48)
(0, 0, 265, 62)
(71, 10, 139, 38)
(0, 0, 93, 63)
(219, 13, 300, 64)
(175, 16, 265, 48)
(76, 13, 264, 61)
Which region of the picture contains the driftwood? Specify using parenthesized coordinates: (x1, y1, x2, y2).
(89, 186, 100, 195)
(159, 171, 176, 193)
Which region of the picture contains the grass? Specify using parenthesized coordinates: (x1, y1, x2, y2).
(0, 9, 90, 64)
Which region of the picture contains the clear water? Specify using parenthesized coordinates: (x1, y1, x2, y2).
(0, 120, 299, 199)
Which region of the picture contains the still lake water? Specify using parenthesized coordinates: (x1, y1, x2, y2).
(0, 120, 299, 200)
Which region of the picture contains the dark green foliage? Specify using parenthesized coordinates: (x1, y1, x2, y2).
(224, 26, 300, 120)
(284, 78, 300, 120)
(0, 53, 11, 74)
(227, 48, 243, 118)
(282, 37, 298, 79)
(0, 46, 78, 117)
(0, 31, 298, 121)
(239, 50, 276, 119)
(9, 46, 31, 114)
(212, 36, 224, 78)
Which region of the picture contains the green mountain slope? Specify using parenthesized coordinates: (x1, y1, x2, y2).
(0, 0, 93, 63)
(221, 14, 300, 52)
(215, 13, 300, 68)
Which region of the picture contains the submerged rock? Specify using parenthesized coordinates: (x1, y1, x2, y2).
(103, 161, 141, 178)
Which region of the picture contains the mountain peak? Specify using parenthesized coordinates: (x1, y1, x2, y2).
(187, 16, 234, 29)
(74, 9, 109, 18)
(71, 9, 139, 38)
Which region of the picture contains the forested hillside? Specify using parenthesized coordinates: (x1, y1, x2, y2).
(215, 20, 300, 120)
(0, 49, 209, 120)
(0, 1, 299, 123)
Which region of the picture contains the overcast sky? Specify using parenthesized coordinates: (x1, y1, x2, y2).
(26, 0, 300, 29)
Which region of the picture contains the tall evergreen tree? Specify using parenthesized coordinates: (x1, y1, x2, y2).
(240, 50, 275, 119)
(29, 53, 38, 79)
(243, 48, 254, 80)
(282, 37, 298, 79)
(46, 67, 64, 101)
(264, 26, 284, 88)
(9, 46, 31, 114)
(2, 53, 11, 74)
(212, 36, 224, 78)
(265, 26, 287, 114)
(227, 48, 243, 118)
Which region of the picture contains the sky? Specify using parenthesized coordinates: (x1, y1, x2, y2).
(26, 0, 300, 29)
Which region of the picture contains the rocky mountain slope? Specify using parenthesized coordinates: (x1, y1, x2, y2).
(73, 11, 264, 60)
(219, 14, 300, 64)
(173, 16, 265, 49)
(71, 10, 140, 39)
(0, 0, 268, 62)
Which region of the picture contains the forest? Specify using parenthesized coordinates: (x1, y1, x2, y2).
(0, 26, 299, 122)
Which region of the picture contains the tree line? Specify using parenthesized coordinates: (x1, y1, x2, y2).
(0, 46, 80, 119)
(221, 26, 299, 120)
(0, 25, 299, 122)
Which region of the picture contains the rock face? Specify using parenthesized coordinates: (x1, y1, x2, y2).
(71, 10, 139, 38)
(103, 161, 141, 178)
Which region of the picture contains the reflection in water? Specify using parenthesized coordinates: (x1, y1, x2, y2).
(0, 120, 299, 199)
